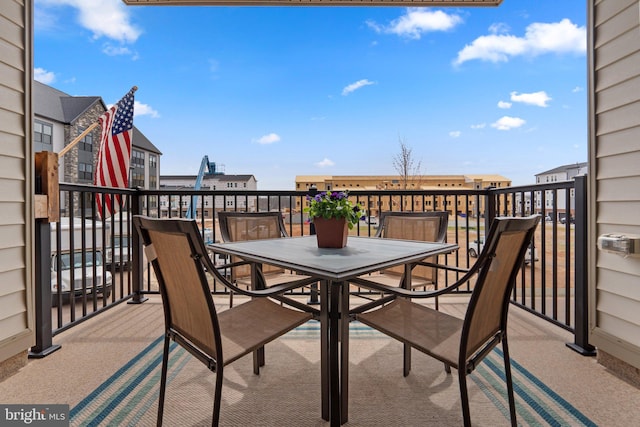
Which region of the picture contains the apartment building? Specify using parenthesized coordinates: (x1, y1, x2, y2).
(34, 82, 162, 188)
(534, 162, 588, 221)
(296, 174, 511, 217)
(159, 174, 258, 218)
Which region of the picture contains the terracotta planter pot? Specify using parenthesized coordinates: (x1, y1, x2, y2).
(313, 217, 348, 248)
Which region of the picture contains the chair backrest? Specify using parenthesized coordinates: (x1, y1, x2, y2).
(217, 211, 288, 278)
(376, 211, 449, 242)
(461, 215, 540, 362)
(376, 211, 449, 280)
(133, 216, 222, 362)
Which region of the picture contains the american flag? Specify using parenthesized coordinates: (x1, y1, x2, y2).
(95, 87, 135, 217)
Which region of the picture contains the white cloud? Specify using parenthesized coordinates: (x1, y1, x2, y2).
(572, 86, 583, 93)
(449, 131, 461, 138)
(366, 9, 462, 40)
(454, 19, 585, 65)
(34, 67, 56, 84)
(102, 44, 136, 58)
(316, 158, 335, 168)
(134, 101, 159, 118)
(342, 79, 375, 96)
(510, 91, 551, 107)
(489, 23, 510, 34)
(471, 123, 486, 130)
(497, 101, 512, 109)
(38, 0, 141, 42)
(491, 116, 526, 131)
(37, 0, 140, 60)
(254, 133, 281, 145)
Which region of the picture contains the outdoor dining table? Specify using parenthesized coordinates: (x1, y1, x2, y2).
(208, 235, 458, 426)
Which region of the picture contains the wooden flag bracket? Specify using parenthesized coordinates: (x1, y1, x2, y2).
(34, 151, 59, 222)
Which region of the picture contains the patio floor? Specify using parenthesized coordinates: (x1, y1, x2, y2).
(1, 294, 639, 426)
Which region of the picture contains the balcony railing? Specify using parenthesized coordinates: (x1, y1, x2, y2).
(30, 177, 593, 358)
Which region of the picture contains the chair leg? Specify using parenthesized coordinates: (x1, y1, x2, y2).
(403, 344, 411, 377)
(458, 369, 471, 427)
(502, 336, 518, 427)
(157, 334, 171, 427)
(252, 350, 260, 375)
(212, 365, 224, 427)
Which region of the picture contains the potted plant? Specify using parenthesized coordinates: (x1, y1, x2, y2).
(305, 190, 365, 248)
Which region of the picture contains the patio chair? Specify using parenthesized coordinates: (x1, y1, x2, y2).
(370, 211, 449, 290)
(352, 215, 540, 427)
(132, 216, 313, 427)
(217, 211, 313, 306)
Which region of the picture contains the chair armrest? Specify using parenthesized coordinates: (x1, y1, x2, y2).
(415, 260, 470, 274)
(350, 259, 479, 299)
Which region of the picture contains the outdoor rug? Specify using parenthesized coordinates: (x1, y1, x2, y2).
(70, 322, 596, 426)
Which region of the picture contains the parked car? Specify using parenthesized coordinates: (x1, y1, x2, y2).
(559, 216, 575, 225)
(468, 238, 538, 264)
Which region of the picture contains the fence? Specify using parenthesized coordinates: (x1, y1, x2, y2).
(31, 177, 593, 358)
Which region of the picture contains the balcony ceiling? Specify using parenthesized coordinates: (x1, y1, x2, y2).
(122, 0, 503, 6)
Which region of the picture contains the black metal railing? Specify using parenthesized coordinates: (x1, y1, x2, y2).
(32, 178, 592, 357)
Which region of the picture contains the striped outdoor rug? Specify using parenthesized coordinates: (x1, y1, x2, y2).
(70, 322, 596, 426)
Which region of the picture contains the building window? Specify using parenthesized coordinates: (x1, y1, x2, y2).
(78, 162, 93, 181)
(149, 154, 157, 169)
(79, 129, 93, 152)
(132, 149, 145, 167)
(34, 120, 53, 151)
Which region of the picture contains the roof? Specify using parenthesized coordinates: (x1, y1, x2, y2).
(123, 0, 503, 5)
(160, 174, 255, 181)
(536, 162, 588, 176)
(34, 81, 162, 154)
(34, 81, 103, 124)
(133, 127, 162, 155)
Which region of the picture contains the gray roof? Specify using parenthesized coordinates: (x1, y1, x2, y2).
(536, 162, 588, 176)
(34, 81, 103, 123)
(34, 81, 161, 154)
(133, 127, 162, 154)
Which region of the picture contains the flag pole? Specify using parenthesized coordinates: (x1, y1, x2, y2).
(58, 86, 138, 158)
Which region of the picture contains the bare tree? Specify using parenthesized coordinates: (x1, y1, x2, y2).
(392, 137, 423, 189)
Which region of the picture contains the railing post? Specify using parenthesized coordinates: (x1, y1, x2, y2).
(29, 220, 61, 358)
(566, 175, 596, 355)
(128, 189, 148, 304)
(308, 185, 320, 305)
(484, 186, 496, 235)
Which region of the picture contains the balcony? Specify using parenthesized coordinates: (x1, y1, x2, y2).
(4, 293, 640, 425)
(12, 178, 639, 425)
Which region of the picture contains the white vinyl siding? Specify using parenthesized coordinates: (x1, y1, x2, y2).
(589, 0, 640, 368)
(0, 0, 34, 363)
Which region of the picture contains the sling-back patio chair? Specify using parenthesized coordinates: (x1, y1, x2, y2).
(369, 211, 449, 290)
(133, 216, 313, 427)
(217, 211, 314, 307)
(351, 215, 540, 427)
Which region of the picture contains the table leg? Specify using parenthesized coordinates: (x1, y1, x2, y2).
(403, 263, 412, 377)
(329, 280, 341, 427)
(320, 280, 329, 421)
(340, 280, 349, 424)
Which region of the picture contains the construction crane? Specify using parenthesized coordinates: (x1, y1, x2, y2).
(186, 155, 224, 219)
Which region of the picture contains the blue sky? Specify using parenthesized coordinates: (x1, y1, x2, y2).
(34, 0, 587, 190)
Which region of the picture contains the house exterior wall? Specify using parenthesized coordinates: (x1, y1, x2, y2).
(589, 0, 640, 372)
(0, 0, 34, 371)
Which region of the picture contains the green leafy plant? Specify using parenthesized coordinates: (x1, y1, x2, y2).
(305, 191, 365, 229)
